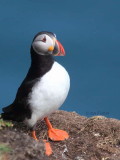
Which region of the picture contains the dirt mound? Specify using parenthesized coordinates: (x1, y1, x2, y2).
(0, 110, 120, 160)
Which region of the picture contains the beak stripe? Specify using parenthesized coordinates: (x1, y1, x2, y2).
(56, 40, 65, 56)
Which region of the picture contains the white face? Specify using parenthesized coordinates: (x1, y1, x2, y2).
(32, 34, 55, 55)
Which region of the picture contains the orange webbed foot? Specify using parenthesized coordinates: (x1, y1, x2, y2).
(43, 140, 53, 156)
(48, 128, 69, 141)
(31, 130, 52, 156)
(44, 117, 69, 141)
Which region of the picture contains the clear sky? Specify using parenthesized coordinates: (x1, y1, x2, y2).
(0, 0, 120, 119)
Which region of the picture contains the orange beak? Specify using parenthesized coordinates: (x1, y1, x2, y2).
(53, 39, 65, 56)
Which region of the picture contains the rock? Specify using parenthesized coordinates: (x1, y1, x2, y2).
(0, 110, 120, 160)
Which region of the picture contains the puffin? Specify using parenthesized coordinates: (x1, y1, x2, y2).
(1, 31, 70, 156)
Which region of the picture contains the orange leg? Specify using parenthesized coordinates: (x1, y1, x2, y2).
(31, 130, 38, 141)
(31, 130, 52, 156)
(44, 117, 69, 141)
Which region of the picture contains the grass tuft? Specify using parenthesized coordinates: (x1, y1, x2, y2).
(0, 115, 13, 130)
(0, 144, 11, 154)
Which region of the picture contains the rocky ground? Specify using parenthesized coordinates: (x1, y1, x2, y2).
(0, 110, 120, 160)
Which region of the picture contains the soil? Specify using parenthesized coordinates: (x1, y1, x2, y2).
(0, 110, 120, 160)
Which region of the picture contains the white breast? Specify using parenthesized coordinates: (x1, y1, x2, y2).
(25, 62, 70, 127)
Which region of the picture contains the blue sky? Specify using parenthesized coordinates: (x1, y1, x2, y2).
(0, 0, 120, 119)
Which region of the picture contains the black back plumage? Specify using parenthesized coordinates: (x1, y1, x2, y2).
(1, 46, 54, 122)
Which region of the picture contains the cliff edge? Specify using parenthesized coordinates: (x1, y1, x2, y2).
(0, 110, 120, 160)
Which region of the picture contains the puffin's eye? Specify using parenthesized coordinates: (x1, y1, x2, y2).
(41, 36, 46, 43)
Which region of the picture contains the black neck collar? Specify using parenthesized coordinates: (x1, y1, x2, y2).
(25, 47, 54, 80)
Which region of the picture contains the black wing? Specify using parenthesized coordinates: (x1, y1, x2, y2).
(1, 78, 38, 122)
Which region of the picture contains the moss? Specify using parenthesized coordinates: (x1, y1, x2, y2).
(0, 143, 12, 160)
(0, 115, 13, 130)
(0, 144, 11, 154)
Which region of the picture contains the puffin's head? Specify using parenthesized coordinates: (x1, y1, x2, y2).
(31, 31, 65, 56)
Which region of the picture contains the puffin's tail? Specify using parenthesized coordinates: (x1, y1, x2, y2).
(2, 104, 13, 113)
(1, 104, 29, 122)
(1, 112, 13, 121)
(1, 104, 20, 121)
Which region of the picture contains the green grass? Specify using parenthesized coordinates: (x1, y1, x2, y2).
(0, 116, 13, 159)
(0, 144, 11, 154)
(0, 115, 13, 130)
(0, 143, 12, 160)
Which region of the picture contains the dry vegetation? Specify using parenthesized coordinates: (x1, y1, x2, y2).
(0, 111, 120, 160)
